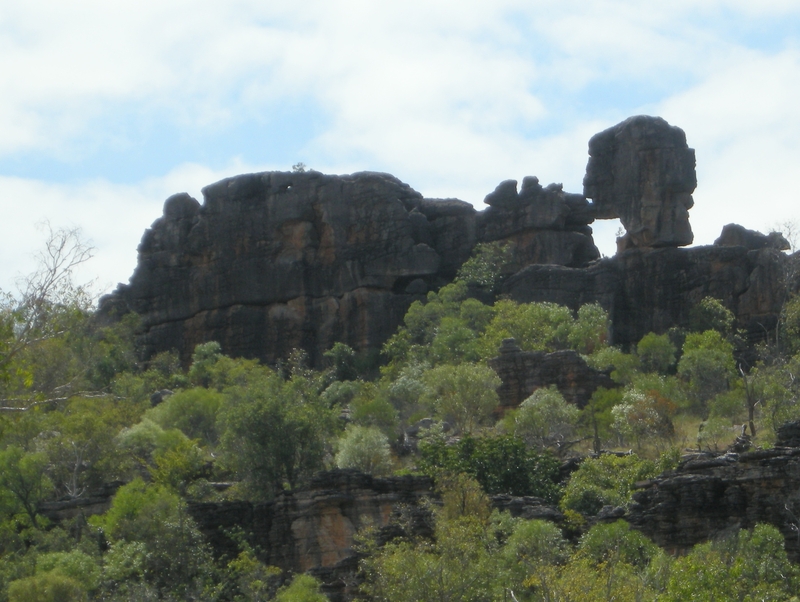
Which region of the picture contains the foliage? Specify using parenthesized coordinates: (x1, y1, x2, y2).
(502, 385, 580, 454)
(636, 332, 676, 373)
(419, 433, 561, 502)
(90, 479, 213, 597)
(689, 296, 735, 337)
(677, 330, 736, 416)
(611, 386, 676, 450)
(335, 425, 392, 476)
(421, 363, 500, 433)
(0, 445, 53, 527)
(662, 523, 800, 601)
(8, 571, 87, 602)
(577, 520, 659, 568)
(560, 453, 665, 516)
(217, 370, 337, 500)
(145, 387, 223, 446)
(455, 241, 513, 292)
(348, 382, 399, 436)
(275, 573, 327, 602)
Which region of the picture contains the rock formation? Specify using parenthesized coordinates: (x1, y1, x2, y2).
(103, 170, 598, 366)
(489, 339, 617, 409)
(584, 115, 696, 249)
(626, 433, 800, 562)
(503, 243, 789, 348)
(101, 115, 790, 365)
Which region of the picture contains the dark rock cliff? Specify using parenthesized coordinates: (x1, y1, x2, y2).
(626, 424, 800, 562)
(104, 169, 599, 366)
(504, 245, 789, 348)
(102, 115, 790, 365)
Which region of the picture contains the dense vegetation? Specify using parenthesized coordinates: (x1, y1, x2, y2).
(2, 231, 800, 600)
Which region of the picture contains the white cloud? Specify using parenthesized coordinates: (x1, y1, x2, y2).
(656, 47, 800, 246)
(0, 159, 269, 296)
(1, 0, 799, 292)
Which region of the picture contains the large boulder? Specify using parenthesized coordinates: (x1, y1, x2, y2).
(584, 115, 696, 249)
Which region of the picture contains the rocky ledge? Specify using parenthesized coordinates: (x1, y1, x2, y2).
(627, 422, 800, 562)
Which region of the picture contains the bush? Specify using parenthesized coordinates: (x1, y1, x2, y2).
(145, 387, 223, 446)
(560, 454, 661, 516)
(419, 434, 561, 502)
(8, 572, 87, 602)
(335, 425, 392, 476)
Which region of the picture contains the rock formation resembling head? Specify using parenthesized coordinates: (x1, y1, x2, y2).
(583, 115, 696, 250)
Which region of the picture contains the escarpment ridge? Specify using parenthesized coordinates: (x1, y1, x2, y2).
(101, 115, 792, 366)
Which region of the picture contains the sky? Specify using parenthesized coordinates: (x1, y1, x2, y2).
(2, 0, 800, 296)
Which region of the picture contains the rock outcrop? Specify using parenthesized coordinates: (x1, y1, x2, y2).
(104, 170, 598, 366)
(627, 442, 800, 562)
(188, 470, 433, 600)
(584, 115, 696, 249)
(503, 243, 788, 348)
(489, 339, 616, 409)
(715, 223, 791, 251)
(102, 115, 790, 365)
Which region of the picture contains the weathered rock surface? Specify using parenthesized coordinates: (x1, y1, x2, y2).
(104, 170, 598, 366)
(584, 115, 696, 249)
(188, 470, 432, 572)
(188, 470, 434, 600)
(503, 242, 789, 348)
(715, 223, 791, 251)
(489, 339, 616, 409)
(102, 115, 791, 365)
(627, 445, 800, 562)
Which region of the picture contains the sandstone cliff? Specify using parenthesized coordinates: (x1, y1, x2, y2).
(102, 115, 790, 366)
(104, 170, 598, 366)
(626, 423, 800, 562)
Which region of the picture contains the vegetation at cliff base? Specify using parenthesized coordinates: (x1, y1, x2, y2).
(2, 234, 800, 599)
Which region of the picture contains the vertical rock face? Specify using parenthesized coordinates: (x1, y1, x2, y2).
(502, 243, 788, 348)
(112, 172, 480, 365)
(584, 115, 696, 249)
(106, 170, 599, 366)
(188, 470, 434, 600)
(103, 115, 791, 365)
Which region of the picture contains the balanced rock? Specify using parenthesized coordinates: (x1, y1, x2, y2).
(584, 115, 696, 249)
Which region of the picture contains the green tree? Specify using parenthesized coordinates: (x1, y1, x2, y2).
(611, 386, 676, 450)
(419, 434, 561, 502)
(568, 303, 610, 354)
(455, 241, 513, 292)
(560, 453, 669, 516)
(503, 386, 580, 455)
(0, 224, 94, 400)
(8, 572, 87, 602)
(275, 574, 327, 602)
(479, 300, 574, 357)
(145, 387, 223, 446)
(217, 370, 336, 500)
(90, 479, 213, 597)
(689, 296, 735, 337)
(678, 330, 736, 417)
(421, 363, 500, 434)
(0, 445, 53, 527)
(662, 524, 800, 601)
(636, 332, 676, 374)
(335, 425, 392, 476)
